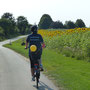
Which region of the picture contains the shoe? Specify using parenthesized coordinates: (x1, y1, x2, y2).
(40, 68, 44, 71)
(40, 64, 44, 71)
(32, 76, 35, 81)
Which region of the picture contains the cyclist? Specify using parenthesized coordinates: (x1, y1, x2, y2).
(25, 25, 45, 81)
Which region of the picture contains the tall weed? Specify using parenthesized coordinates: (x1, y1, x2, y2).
(44, 31, 90, 61)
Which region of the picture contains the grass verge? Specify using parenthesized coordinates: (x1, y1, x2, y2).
(4, 39, 90, 90)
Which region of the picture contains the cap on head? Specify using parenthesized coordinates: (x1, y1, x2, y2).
(31, 25, 38, 32)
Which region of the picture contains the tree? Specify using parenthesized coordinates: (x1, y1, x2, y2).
(1, 12, 15, 21)
(50, 21, 64, 29)
(64, 21, 76, 29)
(75, 19, 86, 28)
(0, 18, 13, 37)
(0, 27, 4, 36)
(27, 24, 32, 33)
(38, 14, 53, 29)
(16, 16, 29, 34)
(1, 12, 16, 26)
(1, 12, 16, 34)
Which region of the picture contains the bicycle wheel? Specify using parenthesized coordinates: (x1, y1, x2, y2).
(36, 70, 40, 88)
(36, 75, 39, 88)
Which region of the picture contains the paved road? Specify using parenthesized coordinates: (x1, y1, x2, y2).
(0, 36, 59, 90)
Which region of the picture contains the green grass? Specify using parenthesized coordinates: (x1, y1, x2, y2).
(4, 38, 90, 90)
(42, 49, 90, 90)
(4, 38, 29, 58)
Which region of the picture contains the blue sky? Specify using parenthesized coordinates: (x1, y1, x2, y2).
(0, 0, 90, 27)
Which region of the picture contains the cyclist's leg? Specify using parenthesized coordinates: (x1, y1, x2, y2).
(29, 56, 34, 76)
(39, 58, 42, 67)
(39, 58, 44, 71)
(29, 57, 35, 81)
(38, 48, 43, 66)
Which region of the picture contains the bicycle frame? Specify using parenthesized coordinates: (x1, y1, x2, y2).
(34, 62, 40, 88)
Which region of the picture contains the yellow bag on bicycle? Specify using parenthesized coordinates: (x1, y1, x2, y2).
(30, 45, 37, 52)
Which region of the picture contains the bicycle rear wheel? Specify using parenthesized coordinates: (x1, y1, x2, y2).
(36, 70, 40, 88)
(36, 75, 39, 88)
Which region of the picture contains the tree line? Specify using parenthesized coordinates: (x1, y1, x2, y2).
(0, 12, 31, 41)
(38, 14, 86, 29)
(0, 13, 86, 41)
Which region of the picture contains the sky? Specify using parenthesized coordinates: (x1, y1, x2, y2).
(0, 0, 90, 27)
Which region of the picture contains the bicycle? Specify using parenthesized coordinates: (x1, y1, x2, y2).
(33, 60, 40, 89)
(25, 44, 45, 88)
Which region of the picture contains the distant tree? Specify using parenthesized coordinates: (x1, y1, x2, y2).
(1, 12, 16, 34)
(38, 14, 53, 29)
(64, 21, 76, 29)
(0, 27, 4, 36)
(75, 19, 86, 28)
(50, 21, 64, 29)
(27, 24, 32, 33)
(1, 12, 15, 21)
(0, 18, 13, 37)
(1, 12, 16, 26)
(16, 16, 29, 34)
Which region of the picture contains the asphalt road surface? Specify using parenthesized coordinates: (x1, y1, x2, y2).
(0, 36, 59, 90)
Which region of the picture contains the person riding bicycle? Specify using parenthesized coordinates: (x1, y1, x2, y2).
(25, 25, 45, 81)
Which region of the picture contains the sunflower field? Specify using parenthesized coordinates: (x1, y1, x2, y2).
(38, 28, 90, 61)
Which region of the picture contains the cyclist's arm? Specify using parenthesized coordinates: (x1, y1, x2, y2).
(25, 35, 29, 49)
(39, 35, 46, 48)
(25, 41, 28, 49)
